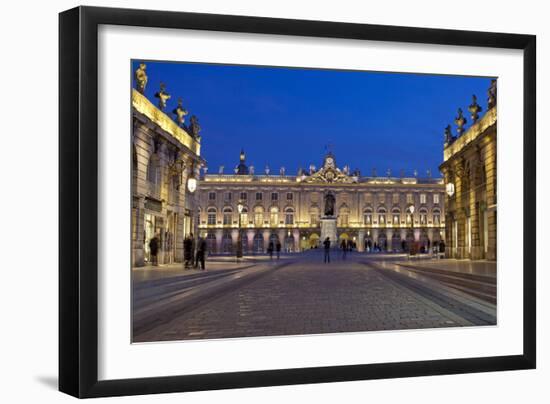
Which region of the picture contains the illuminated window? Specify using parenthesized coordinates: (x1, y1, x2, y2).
(393, 214, 400, 224)
(223, 207, 233, 225)
(406, 193, 413, 204)
(365, 193, 373, 204)
(420, 194, 427, 204)
(419, 209, 428, 225)
(433, 193, 440, 204)
(207, 207, 217, 225)
(239, 207, 248, 226)
(254, 206, 264, 227)
(378, 193, 386, 204)
(433, 209, 441, 225)
(270, 206, 279, 226)
(285, 208, 294, 225)
(364, 211, 372, 225)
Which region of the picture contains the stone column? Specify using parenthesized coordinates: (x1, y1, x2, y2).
(215, 229, 223, 253)
(132, 197, 145, 267)
(357, 229, 365, 252)
(293, 228, 300, 252)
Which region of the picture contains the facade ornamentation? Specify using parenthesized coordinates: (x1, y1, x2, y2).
(189, 115, 201, 140)
(302, 153, 357, 184)
(468, 95, 482, 123)
(172, 98, 188, 127)
(455, 108, 467, 136)
(487, 79, 497, 109)
(154, 82, 171, 111)
(134, 62, 148, 94)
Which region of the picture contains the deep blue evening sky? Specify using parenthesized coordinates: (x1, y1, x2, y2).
(133, 60, 493, 177)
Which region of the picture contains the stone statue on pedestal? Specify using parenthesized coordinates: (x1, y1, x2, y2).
(324, 192, 335, 216)
(134, 63, 147, 94)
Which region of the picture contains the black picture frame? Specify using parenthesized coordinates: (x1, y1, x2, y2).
(59, 6, 536, 398)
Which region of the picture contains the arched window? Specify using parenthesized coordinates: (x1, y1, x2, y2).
(391, 207, 401, 225)
(270, 206, 279, 227)
(433, 208, 441, 226)
(363, 208, 373, 225)
(253, 232, 264, 253)
(254, 206, 264, 227)
(239, 206, 248, 226)
(285, 207, 295, 225)
(206, 232, 217, 253)
(222, 232, 233, 253)
(207, 207, 217, 225)
(419, 208, 428, 225)
(223, 207, 233, 225)
(377, 207, 387, 225)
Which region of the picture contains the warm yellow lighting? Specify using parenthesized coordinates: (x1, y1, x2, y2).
(187, 177, 197, 193)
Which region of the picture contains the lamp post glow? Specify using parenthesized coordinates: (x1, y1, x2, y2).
(236, 200, 244, 260)
(408, 205, 415, 258)
(187, 176, 197, 193)
(446, 183, 455, 197)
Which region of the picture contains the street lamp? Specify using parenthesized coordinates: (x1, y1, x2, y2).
(236, 200, 244, 261)
(408, 205, 415, 258)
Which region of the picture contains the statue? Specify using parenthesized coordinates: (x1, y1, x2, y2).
(280, 166, 285, 176)
(444, 124, 453, 144)
(134, 63, 148, 94)
(487, 79, 497, 109)
(189, 115, 201, 139)
(468, 94, 482, 123)
(218, 165, 224, 174)
(154, 82, 171, 111)
(249, 165, 255, 175)
(386, 168, 392, 177)
(265, 165, 270, 175)
(172, 98, 188, 127)
(455, 108, 467, 136)
(427, 169, 432, 178)
(413, 169, 418, 178)
(324, 192, 335, 216)
(372, 168, 377, 177)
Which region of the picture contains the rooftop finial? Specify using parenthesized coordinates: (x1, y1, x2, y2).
(154, 82, 171, 111)
(468, 94, 482, 123)
(444, 124, 453, 145)
(189, 115, 201, 140)
(455, 108, 467, 136)
(172, 98, 188, 127)
(134, 62, 148, 94)
(487, 79, 497, 109)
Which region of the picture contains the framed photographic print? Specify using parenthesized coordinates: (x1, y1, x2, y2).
(59, 6, 536, 398)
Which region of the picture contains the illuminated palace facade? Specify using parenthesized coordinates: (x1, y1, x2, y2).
(439, 80, 497, 260)
(131, 87, 203, 267)
(197, 151, 445, 254)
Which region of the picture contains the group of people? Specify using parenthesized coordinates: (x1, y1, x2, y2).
(267, 240, 282, 260)
(322, 237, 356, 263)
(183, 233, 208, 270)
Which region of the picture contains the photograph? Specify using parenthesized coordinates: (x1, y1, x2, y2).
(130, 60, 498, 343)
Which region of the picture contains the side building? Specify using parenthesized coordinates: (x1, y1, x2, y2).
(132, 88, 204, 267)
(197, 151, 445, 254)
(439, 80, 497, 260)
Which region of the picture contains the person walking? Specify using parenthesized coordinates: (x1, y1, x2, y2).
(267, 241, 274, 260)
(438, 240, 445, 259)
(340, 239, 347, 260)
(149, 233, 159, 266)
(276, 240, 282, 259)
(323, 237, 331, 263)
(183, 233, 193, 269)
(195, 235, 207, 270)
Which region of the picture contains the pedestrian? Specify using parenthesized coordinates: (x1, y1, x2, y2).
(276, 240, 281, 259)
(149, 233, 159, 266)
(323, 237, 331, 263)
(196, 235, 207, 270)
(439, 240, 446, 259)
(340, 239, 347, 260)
(183, 233, 193, 269)
(267, 241, 274, 260)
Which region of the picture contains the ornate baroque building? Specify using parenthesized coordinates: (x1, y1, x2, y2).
(132, 81, 204, 266)
(439, 80, 497, 260)
(197, 151, 445, 254)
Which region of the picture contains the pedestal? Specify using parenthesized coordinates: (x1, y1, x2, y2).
(320, 216, 337, 247)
